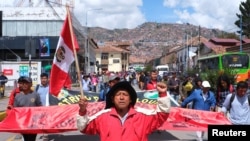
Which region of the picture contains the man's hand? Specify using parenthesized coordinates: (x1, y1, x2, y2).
(79, 97, 88, 114)
(157, 82, 167, 97)
(157, 82, 167, 93)
(7, 105, 13, 110)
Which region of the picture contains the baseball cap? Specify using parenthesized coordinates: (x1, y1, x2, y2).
(22, 77, 32, 83)
(17, 76, 25, 83)
(108, 75, 120, 82)
(202, 81, 211, 88)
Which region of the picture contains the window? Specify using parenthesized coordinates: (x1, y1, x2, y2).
(113, 59, 120, 63)
(101, 53, 108, 60)
(222, 54, 249, 68)
(122, 53, 127, 60)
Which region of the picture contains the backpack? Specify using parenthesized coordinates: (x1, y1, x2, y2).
(35, 84, 40, 92)
(229, 93, 250, 110)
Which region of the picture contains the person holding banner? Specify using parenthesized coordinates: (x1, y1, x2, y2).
(77, 81, 170, 141)
(7, 76, 25, 109)
(13, 77, 42, 141)
(181, 80, 216, 141)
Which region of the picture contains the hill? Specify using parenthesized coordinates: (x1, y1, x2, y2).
(87, 22, 224, 63)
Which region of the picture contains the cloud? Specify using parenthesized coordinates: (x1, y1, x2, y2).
(163, 0, 242, 32)
(74, 0, 146, 29)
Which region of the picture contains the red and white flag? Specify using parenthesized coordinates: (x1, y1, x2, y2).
(49, 14, 79, 97)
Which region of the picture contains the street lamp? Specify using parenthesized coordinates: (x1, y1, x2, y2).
(85, 8, 102, 74)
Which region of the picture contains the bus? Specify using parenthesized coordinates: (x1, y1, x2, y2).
(155, 65, 169, 77)
(197, 52, 250, 82)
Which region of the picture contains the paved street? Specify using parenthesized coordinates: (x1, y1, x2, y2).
(0, 86, 208, 141)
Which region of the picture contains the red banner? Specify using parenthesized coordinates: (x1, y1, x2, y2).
(0, 102, 230, 133)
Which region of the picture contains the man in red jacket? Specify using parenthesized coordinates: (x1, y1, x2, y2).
(7, 76, 25, 109)
(77, 81, 170, 141)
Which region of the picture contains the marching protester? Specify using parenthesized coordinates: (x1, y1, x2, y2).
(216, 74, 234, 112)
(0, 71, 8, 98)
(6, 76, 25, 109)
(167, 71, 180, 102)
(90, 72, 99, 92)
(99, 75, 120, 101)
(82, 75, 91, 92)
(77, 81, 170, 141)
(144, 69, 161, 90)
(35, 73, 50, 106)
(13, 77, 42, 141)
(181, 81, 216, 141)
(221, 81, 250, 124)
(179, 74, 195, 107)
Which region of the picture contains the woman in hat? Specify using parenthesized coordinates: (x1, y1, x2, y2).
(77, 81, 170, 141)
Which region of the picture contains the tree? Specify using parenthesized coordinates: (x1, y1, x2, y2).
(235, 0, 250, 38)
(217, 32, 239, 39)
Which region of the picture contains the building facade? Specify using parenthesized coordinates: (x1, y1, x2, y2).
(0, 6, 98, 82)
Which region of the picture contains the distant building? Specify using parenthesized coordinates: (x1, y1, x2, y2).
(0, 5, 98, 82)
(95, 41, 130, 73)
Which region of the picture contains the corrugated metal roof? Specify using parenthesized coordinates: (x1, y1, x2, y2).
(210, 38, 239, 43)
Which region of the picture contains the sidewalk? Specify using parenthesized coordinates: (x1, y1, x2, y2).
(0, 86, 13, 111)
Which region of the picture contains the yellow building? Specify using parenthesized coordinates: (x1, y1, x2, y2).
(95, 42, 131, 73)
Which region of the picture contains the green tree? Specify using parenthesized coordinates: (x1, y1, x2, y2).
(235, 0, 250, 38)
(217, 32, 239, 39)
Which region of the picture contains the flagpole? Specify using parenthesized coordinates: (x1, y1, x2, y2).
(66, 6, 85, 97)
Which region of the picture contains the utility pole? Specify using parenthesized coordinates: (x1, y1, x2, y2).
(240, 14, 242, 52)
(29, 38, 32, 78)
(187, 33, 189, 71)
(198, 25, 200, 58)
(85, 8, 102, 74)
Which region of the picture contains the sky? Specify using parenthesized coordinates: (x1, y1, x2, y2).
(73, 0, 243, 32)
(0, 0, 244, 32)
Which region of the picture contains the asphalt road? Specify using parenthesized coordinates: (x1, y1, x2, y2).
(0, 130, 208, 141)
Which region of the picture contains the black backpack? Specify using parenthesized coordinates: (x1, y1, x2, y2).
(35, 84, 40, 92)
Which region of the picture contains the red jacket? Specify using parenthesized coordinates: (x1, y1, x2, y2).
(8, 87, 21, 106)
(77, 96, 170, 141)
(145, 80, 157, 90)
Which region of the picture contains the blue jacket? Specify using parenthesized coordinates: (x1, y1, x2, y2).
(99, 87, 110, 101)
(181, 89, 216, 111)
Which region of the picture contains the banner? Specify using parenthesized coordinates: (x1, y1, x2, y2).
(53, 89, 164, 105)
(39, 38, 50, 57)
(0, 102, 230, 133)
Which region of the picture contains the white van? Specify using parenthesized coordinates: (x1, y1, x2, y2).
(155, 65, 169, 77)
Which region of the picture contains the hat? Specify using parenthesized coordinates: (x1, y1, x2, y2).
(22, 77, 32, 83)
(108, 75, 120, 82)
(105, 81, 137, 109)
(17, 76, 25, 83)
(202, 81, 211, 88)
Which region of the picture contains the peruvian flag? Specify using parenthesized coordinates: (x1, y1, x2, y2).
(49, 13, 79, 97)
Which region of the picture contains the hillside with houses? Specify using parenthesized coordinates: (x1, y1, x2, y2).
(87, 22, 226, 63)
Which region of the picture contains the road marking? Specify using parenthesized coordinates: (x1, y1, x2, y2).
(0, 96, 8, 100)
(6, 135, 15, 141)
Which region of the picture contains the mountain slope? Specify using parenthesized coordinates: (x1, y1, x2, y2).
(88, 22, 223, 62)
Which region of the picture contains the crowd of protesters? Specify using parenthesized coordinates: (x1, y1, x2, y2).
(1, 68, 250, 141)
